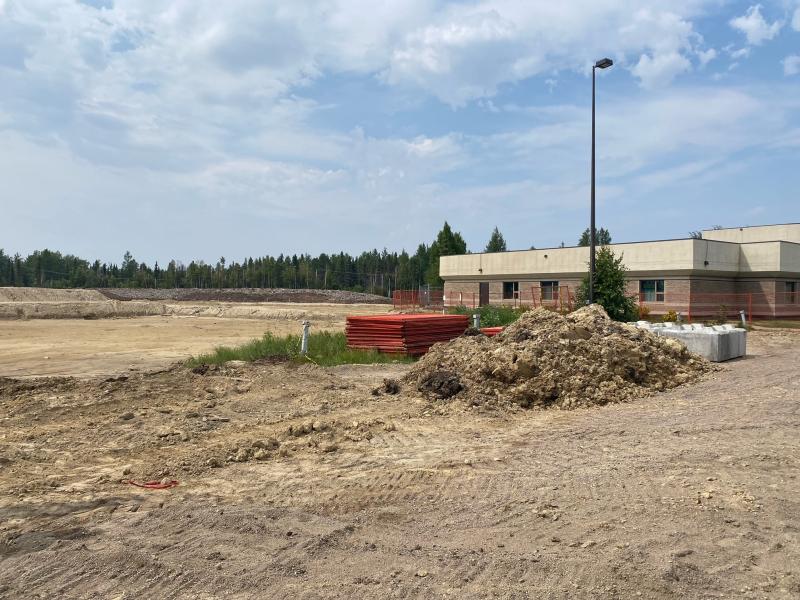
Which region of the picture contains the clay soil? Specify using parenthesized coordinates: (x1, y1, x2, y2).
(0, 327, 798, 599)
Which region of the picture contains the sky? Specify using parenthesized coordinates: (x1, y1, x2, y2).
(0, 0, 798, 264)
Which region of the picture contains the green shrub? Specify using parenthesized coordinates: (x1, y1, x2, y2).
(662, 310, 678, 322)
(448, 304, 525, 327)
(187, 331, 413, 368)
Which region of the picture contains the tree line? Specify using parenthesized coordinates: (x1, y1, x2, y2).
(0, 223, 609, 294)
(0, 222, 467, 294)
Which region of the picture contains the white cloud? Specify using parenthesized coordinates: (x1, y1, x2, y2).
(729, 47, 751, 59)
(784, 55, 800, 76)
(384, 3, 707, 102)
(632, 52, 692, 88)
(0, 0, 798, 258)
(697, 47, 717, 66)
(729, 5, 783, 45)
(793, 7, 800, 31)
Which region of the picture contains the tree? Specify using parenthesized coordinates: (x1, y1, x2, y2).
(426, 222, 467, 287)
(484, 226, 507, 253)
(575, 246, 637, 321)
(578, 227, 611, 246)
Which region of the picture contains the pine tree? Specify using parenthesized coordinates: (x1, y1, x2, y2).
(578, 227, 612, 246)
(484, 226, 507, 252)
(575, 247, 637, 321)
(426, 222, 467, 287)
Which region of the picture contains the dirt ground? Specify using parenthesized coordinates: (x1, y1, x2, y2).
(0, 303, 389, 378)
(0, 327, 798, 599)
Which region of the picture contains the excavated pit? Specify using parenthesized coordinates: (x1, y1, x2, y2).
(406, 305, 714, 410)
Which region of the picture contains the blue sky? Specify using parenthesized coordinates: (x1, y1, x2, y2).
(0, 0, 798, 264)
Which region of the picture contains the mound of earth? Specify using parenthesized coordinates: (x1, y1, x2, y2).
(98, 288, 391, 304)
(406, 305, 713, 410)
(0, 287, 108, 302)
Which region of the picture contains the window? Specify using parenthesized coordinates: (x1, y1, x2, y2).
(785, 281, 798, 304)
(540, 281, 559, 301)
(502, 281, 519, 300)
(640, 279, 665, 302)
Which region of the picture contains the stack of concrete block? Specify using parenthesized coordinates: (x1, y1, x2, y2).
(631, 321, 746, 362)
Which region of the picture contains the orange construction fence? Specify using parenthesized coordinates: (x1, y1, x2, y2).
(392, 286, 574, 313)
(638, 291, 800, 322)
(393, 289, 800, 322)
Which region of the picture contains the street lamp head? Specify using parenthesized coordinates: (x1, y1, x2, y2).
(594, 57, 613, 69)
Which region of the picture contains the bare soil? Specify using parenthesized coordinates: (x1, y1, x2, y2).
(1, 328, 798, 599)
(0, 302, 389, 378)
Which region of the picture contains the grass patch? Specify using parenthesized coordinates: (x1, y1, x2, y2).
(448, 304, 527, 327)
(186, 331, 414, 368)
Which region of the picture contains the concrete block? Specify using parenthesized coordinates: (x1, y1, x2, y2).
(657, 327, 746, 362)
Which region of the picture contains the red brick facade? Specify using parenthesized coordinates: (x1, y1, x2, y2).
(444, 275, 800, 319)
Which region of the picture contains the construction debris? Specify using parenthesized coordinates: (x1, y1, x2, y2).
(406, 305, 713, 409)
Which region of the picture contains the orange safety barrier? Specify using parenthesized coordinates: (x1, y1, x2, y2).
(393, 288, 800, 322)
(393, 286, 575, 313)
(636, 291, 800, 322)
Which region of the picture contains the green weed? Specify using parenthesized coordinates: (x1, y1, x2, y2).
(186, 331, 414, 368)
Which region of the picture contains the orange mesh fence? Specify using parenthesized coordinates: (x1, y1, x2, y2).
(394, 289, 800, 321)
(393, 286, 575, 313)
(637, 292, 800, 322)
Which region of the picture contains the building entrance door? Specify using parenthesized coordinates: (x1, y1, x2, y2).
(479, 282, 490, 306)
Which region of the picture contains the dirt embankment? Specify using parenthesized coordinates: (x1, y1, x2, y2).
(98, 288, 391, 304)
(0, 287, 391, 320)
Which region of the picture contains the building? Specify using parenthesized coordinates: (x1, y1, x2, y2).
(440, 223, 800, 319)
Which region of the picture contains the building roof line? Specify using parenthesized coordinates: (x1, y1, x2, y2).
(701, 222, 800, 232)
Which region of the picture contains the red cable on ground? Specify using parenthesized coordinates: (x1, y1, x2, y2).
(122, 479, 179, 489)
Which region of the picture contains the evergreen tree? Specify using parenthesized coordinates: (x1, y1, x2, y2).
(575, 247, 637, 321)
(578, 227, 612, 246)
(426, 222, 467, 287)
(484, 226, 507, 252)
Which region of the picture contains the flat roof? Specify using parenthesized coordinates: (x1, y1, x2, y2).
(486, 236, 733, 255)
(701, 222, 799, 232)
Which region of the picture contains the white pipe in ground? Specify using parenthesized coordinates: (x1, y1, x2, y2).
(300, 320, 310, 355)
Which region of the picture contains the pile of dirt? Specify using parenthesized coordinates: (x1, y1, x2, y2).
(98, 288, 391, 304)
(406, 305, 713, 410)
(0, 287, 108, 302)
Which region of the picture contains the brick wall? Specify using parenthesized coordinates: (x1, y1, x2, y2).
(443, 281, 480, 307)
(444, 275, 800, 319)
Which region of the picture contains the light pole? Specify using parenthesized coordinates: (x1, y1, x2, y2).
(589, 57, 613, 305)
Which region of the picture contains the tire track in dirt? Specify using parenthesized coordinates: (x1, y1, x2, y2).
(1, 331, 799, 598)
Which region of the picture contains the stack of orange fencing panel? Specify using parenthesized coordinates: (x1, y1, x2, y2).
(346, 313, 469, 355)
(480, 326, 503, 337)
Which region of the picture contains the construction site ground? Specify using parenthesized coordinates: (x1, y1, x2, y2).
(0, 297, 799, 598)
(0, 304, 389, 378)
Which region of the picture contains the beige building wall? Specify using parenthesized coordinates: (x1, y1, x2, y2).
(438, 224, 800, 317)
(702, 224, 800, 244)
